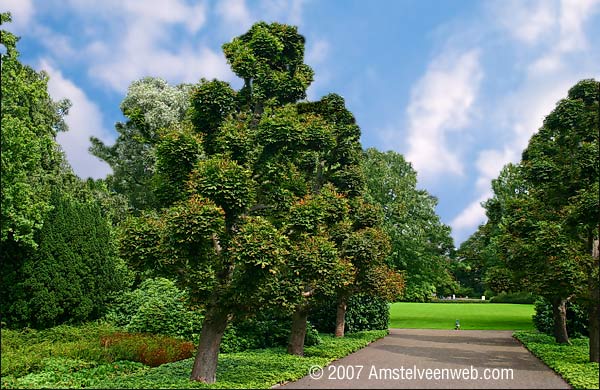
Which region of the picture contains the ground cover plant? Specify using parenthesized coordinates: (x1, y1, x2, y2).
(1, 325, 386, 389)
(514, 331, 599, 389)
(389, 302, 535, 330)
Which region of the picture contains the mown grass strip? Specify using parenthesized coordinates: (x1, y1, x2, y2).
(389, 302, 535, 330)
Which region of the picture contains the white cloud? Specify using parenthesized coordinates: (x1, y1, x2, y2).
(42, 60, 113, 179)
(450, 0, 600, 243)
(450, 193, 490, 232)
(79, 2, 236, 93)
(121, 0, 207, 33)
(557, 0, 599, 52)
(2, 0, 34, 30)
(494, 0, 556, 45)
(216, 0, 253, 32)
(404, 49, 483, 181)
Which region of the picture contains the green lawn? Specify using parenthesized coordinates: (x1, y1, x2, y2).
(389, 302, 535, 330)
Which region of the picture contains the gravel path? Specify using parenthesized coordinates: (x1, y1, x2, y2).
(278, 329, 570, 389)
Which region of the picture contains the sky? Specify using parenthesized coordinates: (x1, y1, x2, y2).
(3, 0, 600, 246)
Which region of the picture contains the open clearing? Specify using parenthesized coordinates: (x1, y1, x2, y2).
(389, 303, 535, 330)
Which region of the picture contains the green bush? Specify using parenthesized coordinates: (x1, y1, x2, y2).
(1, 322, 116, 378)
(532, 297, 588, 338)
(2, 191, 129, 329)
(310, 293, 389, 334)
(224, 309, 321, 352)
(489, 292, 536, 304)
(105, 277, 203, 340)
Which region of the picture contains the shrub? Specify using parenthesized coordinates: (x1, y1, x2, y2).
(3, 191, 129, 329)
(310, 293, 389, 334)
(224, 309, 321, 352)
(489, 292, 536, 304)
(100, 332, 195, 367)
(105, 277, 203, 340)
(532, 297, 588, 337)
(1, 322, 116, 378)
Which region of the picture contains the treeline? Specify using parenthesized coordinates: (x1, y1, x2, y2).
(1, 16, 455, 384)
(455, 79, 600, 363)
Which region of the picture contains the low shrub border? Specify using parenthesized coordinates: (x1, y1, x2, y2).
(1, 326, 387, 389)
(513, 331, 599, 389)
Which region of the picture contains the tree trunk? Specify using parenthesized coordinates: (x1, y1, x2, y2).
(335, 295, 348, 338)
(287, 306, 308, 356)
(551, 297, 570, 344)
(190, 306, 230, 383)
(589, 237, 599, 362)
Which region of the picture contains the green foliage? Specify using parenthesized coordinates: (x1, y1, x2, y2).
(344, 294, 390, 332)
(478, 80, 599, 349)
(222, 311, 321, 352)
(190, 79, 237, 154)
(154, 123, 203, 205)
(483, 266, 516, 294)
(310, 293, 390, 334)
(2, 322, 386, 389)
(1, 322, 117, 378)
(514, 331, 599, 389)
(4, 190, 128, 328)
(453, 222, 505, 296)
(90, 77, 194, 211)
(105, 278, 204, 340)
(223, 22, 314, 105)
(1, 14, 67, 248)
(187, 157, 255, 218)
(488, 292, 536, 304)
(532, 297, 588, 338)
(362, 149, 456, 302)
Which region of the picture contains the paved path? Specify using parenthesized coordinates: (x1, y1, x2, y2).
(278, 329, 570, 389)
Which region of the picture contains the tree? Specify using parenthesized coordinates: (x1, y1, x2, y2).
(361, 149, 455, 301)
(329, 197, 403, 338)
(453, 224, 494, 296)
(1, 15, 129, 327)
(518, 79, 598, 357)
(486, 80, 599, 355)
(1, 13, 67, 249)
(90, 77, 193, 212)
(118, 22, 378, 382)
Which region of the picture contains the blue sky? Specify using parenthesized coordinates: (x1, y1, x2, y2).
(4, 0, 600, 245)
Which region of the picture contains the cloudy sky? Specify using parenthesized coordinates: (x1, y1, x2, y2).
(3, 0, 600, 245)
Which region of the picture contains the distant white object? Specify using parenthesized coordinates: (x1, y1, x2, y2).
(482, 296, 485, 300)
(452, 294, 455, 300)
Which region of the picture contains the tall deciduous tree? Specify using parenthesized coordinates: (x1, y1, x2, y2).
(1, 14, 129, 327)
(1, 13, 67, 249)
(518, 79, 598, 358)
(486, 80, 598, 358)
(119, 22, 377, 382)
(361, 149, 455, 301)
(90, 77, 193, 212)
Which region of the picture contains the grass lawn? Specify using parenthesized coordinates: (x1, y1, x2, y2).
(514, 331, 599, 389)
(389, 302, 535, 330)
